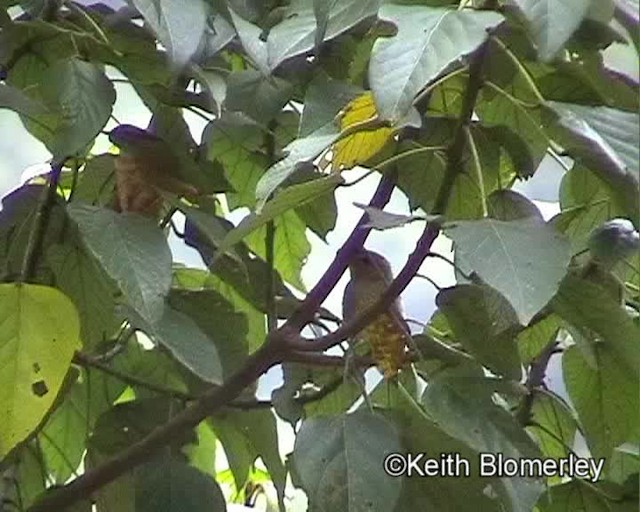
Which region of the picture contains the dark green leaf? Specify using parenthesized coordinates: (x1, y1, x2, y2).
(68, 204, 172, 323)
(136, 458, 226, 512)
(436, 284, 521, 378)
(444, 217, 571, 324)
(131, 0, 208, 66)
(293, 410, 403, 512)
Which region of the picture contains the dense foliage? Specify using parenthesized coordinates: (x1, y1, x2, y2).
(0, 0, 638, 511)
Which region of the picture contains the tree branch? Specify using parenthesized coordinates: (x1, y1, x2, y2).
(516, 340, 558, 426)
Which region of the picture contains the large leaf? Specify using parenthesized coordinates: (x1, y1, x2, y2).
(546, 102, 639, 215)
(168, 290, 248, 378)
(267, 0, 381, 70)
(553, 164, 625, 253)
(204, 113, 268, 209)
(210, 408, 286, 509)
(131, 0, 208, 66)
(136, 458, 226, 512)
(553, 275, 640, 377)
(422, 369, 543, 512)
(225, 70, 293, 124)
(68, 204, 172, 323)
(47, 242, 122, 349)
(126, 304, 223, 385)
(41, 59, 116, 159)
(369, 5, 503, 121)
(292, 410, 403, 512)
(563, 345, 639, 460)
(0, 83, 51, 120)
(444, 217, 571, 324)
(0, 284, 81, 458)
(436, 284, 521, 378)
(508, 0, 592, 61)
(528, 392, 578, 461)
(244, 210, 311, 291)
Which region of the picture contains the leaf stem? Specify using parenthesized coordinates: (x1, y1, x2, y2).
(464, 126, 488, 216)
(490, 36, 546, 104)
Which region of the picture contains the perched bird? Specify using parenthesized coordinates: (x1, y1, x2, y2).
(587, 218, 639, 269)
(342, 249, 410, 379)
(109, 124, 198, 216)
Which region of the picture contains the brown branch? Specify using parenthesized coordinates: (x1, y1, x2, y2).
(516, 340, 558, 426)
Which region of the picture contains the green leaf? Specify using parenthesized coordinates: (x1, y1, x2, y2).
(487, 190, 544, 221)
(422, 369, 543, 512)
(537, 479, 628, 512)
(183, 422, 217, 478)
(528, 392, 578, 461)
(245, 209, 311, 291)
(255, 130, 339, 205)
(444, 217, 571, 324)
(225, 70, 293, 124)
(131, 0, 208, 66)
(508, 0, 592, 61)
(211, 408, 286, 508)
(553, 275, 640, 377)
(172, 268, 266, 354)
(553, 164, 625, 253)
(68, 204, 172, 323)
(40, 368, 126, 483)
(267, 0, 381, 71)
(47, 241, 122, 350)
(546, 102, 639, 216)
(0, 83, 51, 120)
(218, 174, 342, 256)
(0, 284, 81, 458)
(136, 458, 226, 512)
(563, 345, 639, 460)
(125, 304, 223, 385)
(369, 5, 503, 121)
(292, 410, 403, 512)
(168, 289, 248, 378)
(229, 7, 270, 75)
(517, 314, 561, 365)
(41, 59, 116, 159)
(436, 284, 521, 378)
(204, 113, 268, 209)
(548, 102, 639, 177)
(299, 73, 361, 137)
(72, 154, 117, 207)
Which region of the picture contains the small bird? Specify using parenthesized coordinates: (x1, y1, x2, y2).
(587, 218, 639, 269)
(109, 124, 198, 216)
(342, 249, 410, 379)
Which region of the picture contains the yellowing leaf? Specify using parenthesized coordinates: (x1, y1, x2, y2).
(0, 284, 81, 457)
(332, 92, 393, 171)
